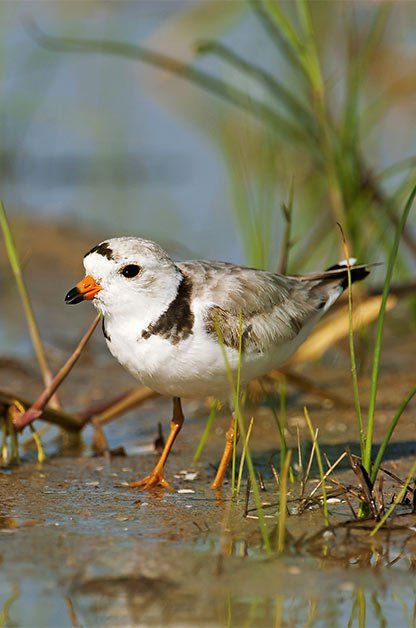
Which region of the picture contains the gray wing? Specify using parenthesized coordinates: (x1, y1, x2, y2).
(178, 261, 332, 353)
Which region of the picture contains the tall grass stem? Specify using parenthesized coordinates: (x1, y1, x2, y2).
(338, 224, 364, 452)
(193, 400, 220, 462)
(370, 385, 416, 484)
(0, 201, 60, 408)
(277, 449, 291, 553)
(363, 183, 416, 473)
(370, 460, 416, 536)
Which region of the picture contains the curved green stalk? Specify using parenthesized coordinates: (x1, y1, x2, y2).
(370, 459, 416, 536)
(196, 39, 316, 139)
(0, 201, 60, 408)
(370, 385, 416, 484)
(28, 23, 305, 144)
(193, 400, 220, 462)
(363, 183, 416, 474)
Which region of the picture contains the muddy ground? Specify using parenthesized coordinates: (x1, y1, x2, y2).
(0, 218, 415, 626)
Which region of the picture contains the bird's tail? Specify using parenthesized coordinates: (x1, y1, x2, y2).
(323, 258, 371, 289)
(295, 258, 373, 313)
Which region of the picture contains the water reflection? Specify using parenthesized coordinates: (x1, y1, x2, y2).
(1, 554, 415, 627)
(0, 582, 19, 628)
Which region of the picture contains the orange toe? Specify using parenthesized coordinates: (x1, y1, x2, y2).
(128, 472, 170, 490)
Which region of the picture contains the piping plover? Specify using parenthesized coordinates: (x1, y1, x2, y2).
(65, 237, 369, 489)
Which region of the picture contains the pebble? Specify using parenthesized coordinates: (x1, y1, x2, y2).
(177, 489, 195, 494)
(288, 416, 306, 428)
(339, 581, 354, 592)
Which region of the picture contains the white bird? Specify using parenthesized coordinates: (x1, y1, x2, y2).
(65, 237, 369, 490)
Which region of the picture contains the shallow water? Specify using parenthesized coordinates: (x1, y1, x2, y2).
(1, 219, 416, 627)
(1, 456, 416, 627)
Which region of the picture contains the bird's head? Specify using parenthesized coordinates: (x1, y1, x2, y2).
(65, 237, 182, 316)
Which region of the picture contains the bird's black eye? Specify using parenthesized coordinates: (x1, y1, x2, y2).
(121, 264, 141, 278)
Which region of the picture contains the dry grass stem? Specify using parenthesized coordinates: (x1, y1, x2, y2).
(306, 451, 347, 500)
(236, 416, 254, 495)
(277, 449, 292, 554)
(0, 390, 83, 432)
(90, 387, 158, 427)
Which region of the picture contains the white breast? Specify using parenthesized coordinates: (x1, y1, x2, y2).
(102, 299, 324, 400)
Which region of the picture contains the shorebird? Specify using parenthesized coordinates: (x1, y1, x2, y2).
(65, 237, 369, 490)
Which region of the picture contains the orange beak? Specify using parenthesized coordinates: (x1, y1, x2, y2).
(65, 275, 102, 305)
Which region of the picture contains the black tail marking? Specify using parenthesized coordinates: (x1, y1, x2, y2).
(324, 263, 370, 290)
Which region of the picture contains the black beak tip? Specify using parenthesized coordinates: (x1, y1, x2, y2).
(65, 287, 84, 305)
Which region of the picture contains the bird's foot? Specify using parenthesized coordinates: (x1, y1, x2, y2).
(128, 470, 170, 490)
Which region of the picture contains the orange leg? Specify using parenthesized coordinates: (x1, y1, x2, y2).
(211, 416, 238, 490)
(129, 397, 184, 490)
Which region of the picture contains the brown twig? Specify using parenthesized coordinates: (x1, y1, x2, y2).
(13, 315, 100, 430)
(86, 386, 158, 427)
(76, 389, 135, 422)
(0, 390, 83, 432)
(346, 449, 378, 518)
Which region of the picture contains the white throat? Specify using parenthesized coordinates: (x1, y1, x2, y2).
(95, 269, 183, 333)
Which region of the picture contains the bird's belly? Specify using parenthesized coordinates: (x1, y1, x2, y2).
(106, 328, 234, 398)
(104, 313, 320, 399)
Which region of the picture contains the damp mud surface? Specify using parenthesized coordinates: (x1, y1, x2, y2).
(0, 219, 415, 626)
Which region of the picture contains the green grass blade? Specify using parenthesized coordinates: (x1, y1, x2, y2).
(231, 313, 244, 495)
(196, 39, 316, 139)
(338, 225, 365, 454)
(214, 315, 271, 553)
(193, 399, 220, 462)
(370, 385, 416, 484)
(370, 459, 416, 536)
(236, 416, 254, 495)
(363, 182, 416, 474)
(0, 201, 59, 406)
(295, 0, 324, 95)
(278, 377, 287, 475)
(343, 4, 390, 146)
(234, 400, 271, 553)
(261, 0, 306, 74)
(249, 0, 304, 75)
(30, 24, 306, 143)
(277, 449, 291, 553)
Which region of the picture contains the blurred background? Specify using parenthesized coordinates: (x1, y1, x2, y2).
(1, 0, 416, 359)
(2, 1, 416, 261)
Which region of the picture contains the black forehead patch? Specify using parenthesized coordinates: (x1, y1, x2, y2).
(84, 242, 114, 261)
